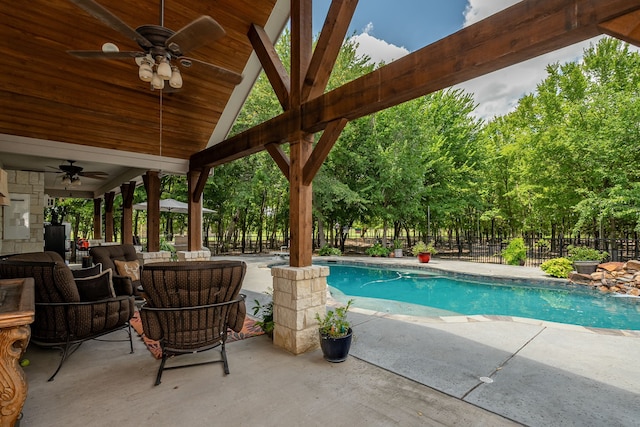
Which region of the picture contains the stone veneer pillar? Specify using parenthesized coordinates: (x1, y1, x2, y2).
(271, 265, 329, 354)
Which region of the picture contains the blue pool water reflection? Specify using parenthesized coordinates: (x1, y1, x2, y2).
(323, 263, 640, 330)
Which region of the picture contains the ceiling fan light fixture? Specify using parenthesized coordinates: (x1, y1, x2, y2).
(157, 57, 172, 80)
(61, 176, 71, 185)
(151, 71, 164, 90)
(138, 58, 154, 82)
(169, 66, 182, 89)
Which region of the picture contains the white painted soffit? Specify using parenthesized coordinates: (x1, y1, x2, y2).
(205, 0, 290, 148)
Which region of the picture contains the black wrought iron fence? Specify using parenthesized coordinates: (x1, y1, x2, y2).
(434, 237, 640, 267)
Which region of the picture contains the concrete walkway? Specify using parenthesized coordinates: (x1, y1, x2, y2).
(20, 256, 640, 426)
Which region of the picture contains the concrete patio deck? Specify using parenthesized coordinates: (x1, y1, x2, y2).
(19, 256, 640, 426)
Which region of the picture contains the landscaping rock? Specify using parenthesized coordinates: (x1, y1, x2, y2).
(570, 260, 640, 296)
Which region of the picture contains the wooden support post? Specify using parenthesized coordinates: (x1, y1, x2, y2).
(289, 135, 314, 267)
(187, 170, 203, 251)
(120, 181, 135, 245)
(143, 171, 160, 252)
(92, 197, 102, 240)
(104, 192, 115, 242)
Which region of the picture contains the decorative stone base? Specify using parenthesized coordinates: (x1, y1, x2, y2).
(272, 265, 329, 354)
(137, 251, 172, 264)
(177, 249, 211, 262)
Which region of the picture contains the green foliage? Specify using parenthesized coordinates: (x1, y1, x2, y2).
(366, 243, 389, 257)
(393, 240, 402, 249)
(567, 245, 608, 262)
(252, 289, 274, 335)
(318, 245, 342, 256)
(501, 238, 527, 265)
(540, 258, 574, 278)
(315, 299, 354, 338)
(411, 241, 437, 256)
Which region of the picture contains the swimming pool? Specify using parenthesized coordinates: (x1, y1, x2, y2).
(322, 263, 640, 330)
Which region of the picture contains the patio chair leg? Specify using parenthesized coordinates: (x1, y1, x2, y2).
(127, 322, 134, 354)
(48, 341, 82, 382)
(155, 355, 168, 386)
(221, 343, 229, 375)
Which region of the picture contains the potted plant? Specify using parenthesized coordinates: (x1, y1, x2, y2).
(567, 245, 608, 274)
(252, 290, 274, 339)
(393, 240, 403, 258)
(411, 241, 437, 263)
(501, 237, 527, 266)
(315, 299, 354, 362)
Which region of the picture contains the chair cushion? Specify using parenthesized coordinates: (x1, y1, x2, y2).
(71, 263, 102, 279)
(75, 268, 115, 301)
(114, 259, 140, 282)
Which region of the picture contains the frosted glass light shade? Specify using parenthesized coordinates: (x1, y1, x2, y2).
(169, 66, 182, 88)
(157, 58, 172, 80)
(151, 72, 164, 90)
(138, 59, 153, 82)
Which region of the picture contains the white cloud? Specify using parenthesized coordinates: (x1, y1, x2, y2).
(457, 0, 597, 119)
(349, 22, 409, 65)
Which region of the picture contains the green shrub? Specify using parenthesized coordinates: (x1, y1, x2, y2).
(501, 237, 527, 265)
(318, 245, 342, 256)
(567, 245, 608, 262)
(366, 243, 389, 257)
(252, 289, 274, 335)
(540, 257, 574, 278)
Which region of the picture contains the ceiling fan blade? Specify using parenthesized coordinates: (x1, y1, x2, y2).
(67, 0, 153, 49)
(68, 50, 144, 59)
(79, 172, 108, 180)
(166, 16, 225, 56)
(181, 57, 243, 86)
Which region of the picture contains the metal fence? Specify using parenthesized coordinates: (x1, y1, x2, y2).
(432, 237, 639, 267)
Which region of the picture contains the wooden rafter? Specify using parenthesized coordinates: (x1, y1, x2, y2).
(191, 0, 640, 171)
(249, 24, 291, 110)
(599, 9, 640, 46)
(266, 143, 291, 179)
(302, 118, 347, 186)
(301, 0, 359, 102)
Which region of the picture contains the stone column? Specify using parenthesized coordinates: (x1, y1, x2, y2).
(272, 265, 329, 354)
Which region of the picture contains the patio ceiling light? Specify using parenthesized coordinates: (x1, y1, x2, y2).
(137, 55, 183, 90)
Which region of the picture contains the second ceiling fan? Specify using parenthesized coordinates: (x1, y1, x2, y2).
(66, 0, 243, 90)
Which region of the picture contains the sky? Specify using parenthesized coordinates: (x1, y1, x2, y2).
(311, 0, 603, 120)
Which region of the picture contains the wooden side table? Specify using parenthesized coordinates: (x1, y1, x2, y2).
(0, 278, 35, 427)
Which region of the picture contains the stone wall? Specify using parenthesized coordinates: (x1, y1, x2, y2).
(0, 169, 45, 256)
(569, 260, 640, 296)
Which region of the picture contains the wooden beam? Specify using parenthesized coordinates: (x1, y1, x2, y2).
(191, 167, 210, 203)
(303, 0, 640, 132)
(190, 0, 640, 170)
(266, 143, 290, 180)
(249, 24, 291, 110)
(290, 0, 313, 108)
(599, 9, 640, 46)
(302, 0, 359, 102)
(191, 112, 294, 169)
(302, 118, 347, 186)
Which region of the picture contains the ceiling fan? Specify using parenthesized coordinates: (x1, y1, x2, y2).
(66, 0, 243, 90)
(47, 160, 108, 187)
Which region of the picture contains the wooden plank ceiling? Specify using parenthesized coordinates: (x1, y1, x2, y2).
(0, 0, 277, 160)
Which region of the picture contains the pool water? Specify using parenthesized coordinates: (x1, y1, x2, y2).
(324, 263, 640, 330)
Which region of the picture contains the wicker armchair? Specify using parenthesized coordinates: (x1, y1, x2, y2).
(140, 261, 247, 385)
(0, 251, 135, 381)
